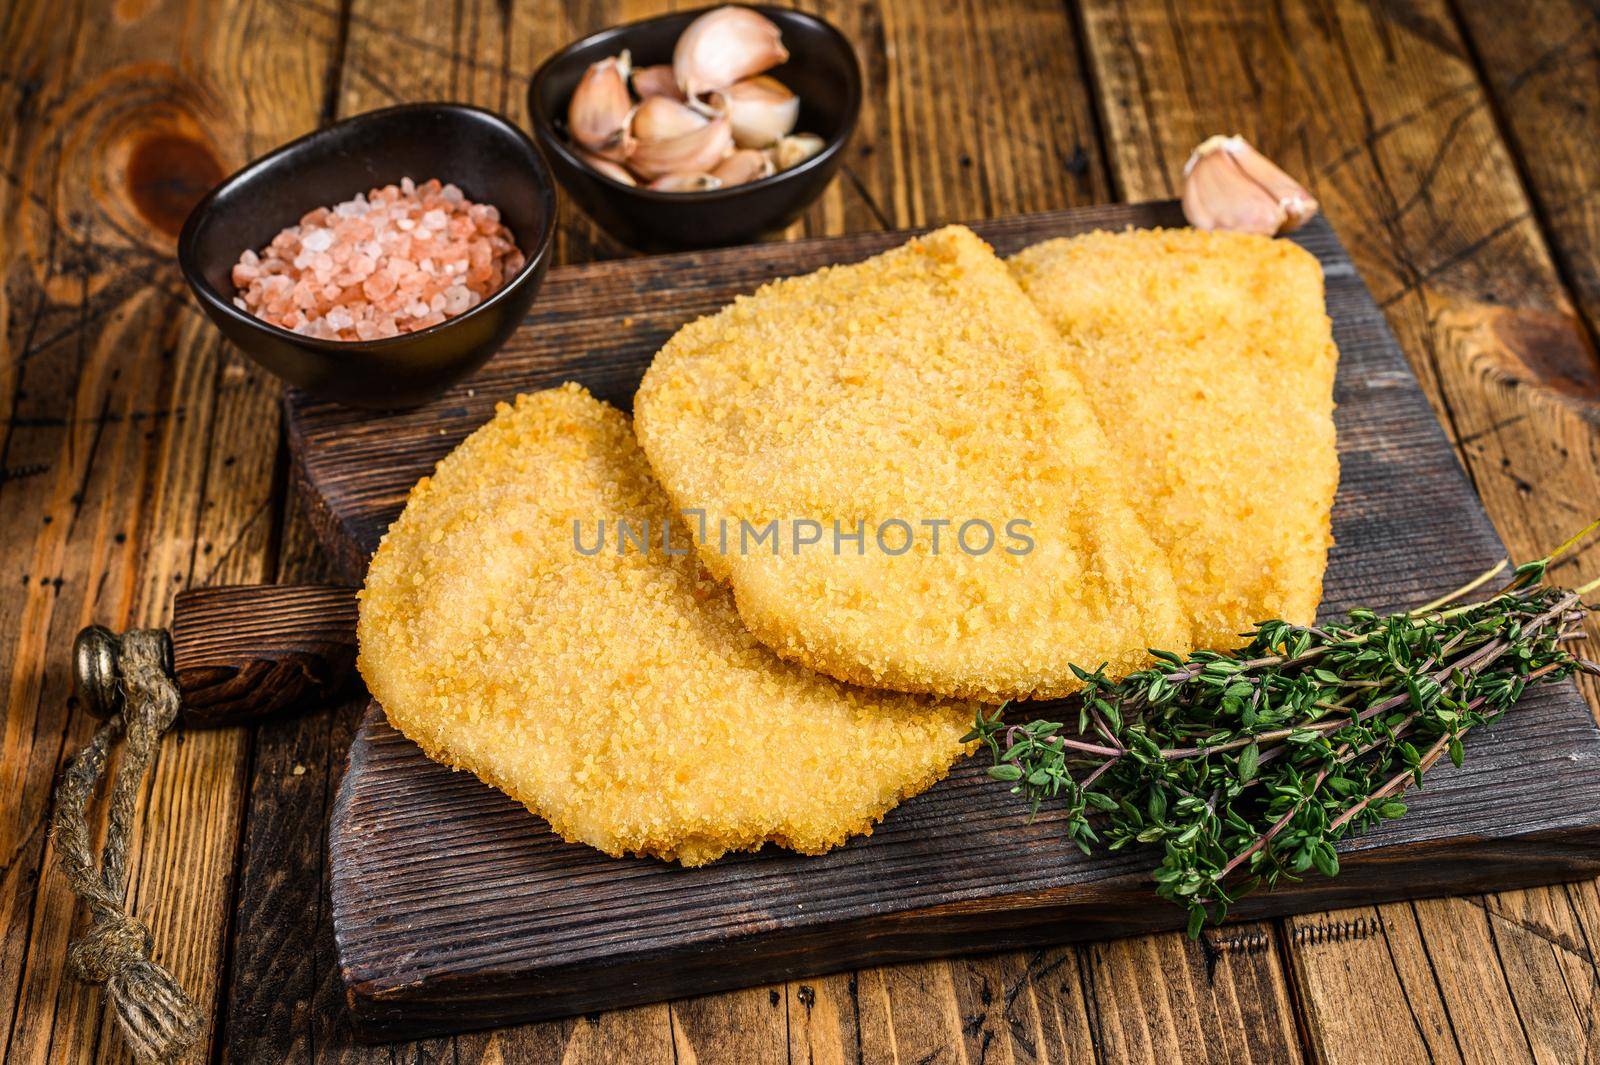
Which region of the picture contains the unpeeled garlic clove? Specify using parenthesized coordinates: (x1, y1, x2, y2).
(1181, 135, 1319, 236)
(631, 64, 684, 101)
(1226, 138, 1318, 231)
(770, 132, 825, 170)
(712, 148, 775, 187)
(673, 6, 788, 99)
(648, 172, 723, 192)
(569, 51, 635, 158)
(576, 148, 637, 186)
(629, 95, 734, 179)
(724, 75, 799, 148)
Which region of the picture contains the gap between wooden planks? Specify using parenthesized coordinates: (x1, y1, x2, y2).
(1082, 1, 1600, 1062)
(3, 0, 1598, 1062)
(0, 0, 339, 1063)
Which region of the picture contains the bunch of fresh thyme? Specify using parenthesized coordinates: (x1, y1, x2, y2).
(969, 528, 1600, 937)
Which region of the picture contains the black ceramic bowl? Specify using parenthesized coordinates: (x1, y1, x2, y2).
(179, 103, 557, 409)
(529, 5, 861, 250)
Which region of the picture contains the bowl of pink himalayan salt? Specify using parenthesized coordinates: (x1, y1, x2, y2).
(179, 103, 556, 409)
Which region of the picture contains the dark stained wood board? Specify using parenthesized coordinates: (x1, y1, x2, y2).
(285, 202, 1600, 1042)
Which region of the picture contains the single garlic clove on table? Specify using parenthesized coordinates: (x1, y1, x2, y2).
(1181, 135, 1319, 236)
(569, 51, 636, 160)
(712, 148, 776, 187)
(629, 94, 735, 180)
(673, 6, 789, 99)
(632, 64, 684, 101)
(648, 172, 723, 192)
(770, 132, 825, 171)
(724, 75, 799, 148)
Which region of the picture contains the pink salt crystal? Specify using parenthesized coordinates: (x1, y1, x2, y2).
(230, 178, 524, 341)
(363, 270, 397, 300)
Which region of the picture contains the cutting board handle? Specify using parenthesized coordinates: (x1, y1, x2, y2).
(74, 584, 362, 727)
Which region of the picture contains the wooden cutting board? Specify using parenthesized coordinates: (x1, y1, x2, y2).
(286, 202, 1600, 1043)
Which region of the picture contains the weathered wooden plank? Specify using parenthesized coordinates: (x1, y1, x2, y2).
(1075, 1, 1600, 1062)
(1081, 926, 1302, 1063)
(295, 206, 1600, 1045)
(1283, 907, 1461, 1063)
(671, 986, 790, 1064)
(220, 0, 1125, 1060)
(1455, 0, 1600, 350)
(0, 0, 335, 1060)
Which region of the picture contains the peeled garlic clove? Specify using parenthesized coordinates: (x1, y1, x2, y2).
(673, 6, 788, 98)
(632, 64, 684, 101)
(577, 149, 637, 186)
(630, 101, 734, 180)
(648, 172, 723, 192)
(771, 132, 825, 170)
(712, 148, 775, 187)
(1181, 135, 1317, 236)
(569, 51, 635, 157)
(632, 95, 711, 142)
(724, 75, 799, 148)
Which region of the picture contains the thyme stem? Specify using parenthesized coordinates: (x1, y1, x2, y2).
(966, 528, 1600, 936)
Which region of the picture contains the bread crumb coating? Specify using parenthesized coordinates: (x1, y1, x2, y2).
(1011, 228, 1338, 648)
(358, 384, 975, 865)
(635, 225, 1189, 701)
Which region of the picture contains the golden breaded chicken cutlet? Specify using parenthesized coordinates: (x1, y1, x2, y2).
(633, 225, 1190, 702)
(1010, 228, 1338, 648)
(357, 384, 976, 866)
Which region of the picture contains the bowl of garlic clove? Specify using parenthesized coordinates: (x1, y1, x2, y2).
(529, 5, 860, 249)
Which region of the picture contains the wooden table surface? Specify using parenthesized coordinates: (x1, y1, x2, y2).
(3, 0, 1598, 1061)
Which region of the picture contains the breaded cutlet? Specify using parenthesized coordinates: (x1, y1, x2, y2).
(633, 225, 1189, 702)
(1010, 228, 1338, 648)
(358, 384, 976, 866)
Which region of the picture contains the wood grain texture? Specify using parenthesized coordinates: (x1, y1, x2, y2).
(6, 0, 1598, 1061)
(219, 490, 373, 1062)
(1455, 0, 1600, 358)
(295, 205, 1600, 1041)
(232, 1, 1126, 1059)
(0, 0, 334, 1061)
(1075, 2, 1600, 1062)
(171, 584, 358, 726)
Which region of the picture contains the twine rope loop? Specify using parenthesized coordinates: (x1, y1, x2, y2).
(51, 628, 202, 1064)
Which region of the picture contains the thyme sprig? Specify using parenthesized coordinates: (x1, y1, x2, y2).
(967, 528, 1600, 937)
